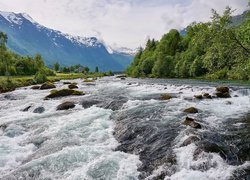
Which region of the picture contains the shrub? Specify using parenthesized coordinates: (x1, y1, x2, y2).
(34, 69, 48, 83)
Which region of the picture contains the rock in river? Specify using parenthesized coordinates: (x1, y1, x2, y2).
(33, 107, 45, 114)
(182, 117, 202, 129)
(160, 94, 172, 100)
(184, 107, 199, 113)
(57, 101, 76, 110)
(31, 85, 40, 90)
(216, 86, 231, 98)
(40, 82, 56, 90)
(68, 84, 78, 89)
(45, 89, 84, 99)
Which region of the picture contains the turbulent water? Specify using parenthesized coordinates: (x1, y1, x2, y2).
(0, 77, 249, 180)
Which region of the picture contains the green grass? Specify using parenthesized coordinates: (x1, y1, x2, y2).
(0, 73, 104, 93)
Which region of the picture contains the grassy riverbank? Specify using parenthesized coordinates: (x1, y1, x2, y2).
(0, 72, 108, 93)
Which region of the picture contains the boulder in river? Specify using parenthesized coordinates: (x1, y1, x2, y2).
(194, 95, 203, 100)
(182, 117, 202, 129)
(203, 93, 212, 99)
(45, 89, 84, 99)
(68, 84, 78, 89)
(40, 82, 56, 90)
(57, 101, 76, 110)
(216, 86, 231, 98)
(160, 94, 172, 100)
(216, 86, 229, 93)
(184, 107, 199, 113)
(33, 107, 45, 114)
(31, 85, 40, 90)
(216, 92, 231, 98)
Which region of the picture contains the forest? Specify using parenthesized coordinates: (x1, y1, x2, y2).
(0, 31, 55, 82)
(127, 7, 250, 80)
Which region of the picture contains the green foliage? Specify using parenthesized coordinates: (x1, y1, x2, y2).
(152, 56, 174, 77)
(34, 69, 48, 83)
(127, 7, 250, 81)
(0, 32, 53, 78)
(83, 67, 90, 74)
(95, 66, 99, 73)
(54, 62, 60, 72)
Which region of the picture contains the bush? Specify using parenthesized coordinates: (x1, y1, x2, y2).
(34, 69, 48, 83)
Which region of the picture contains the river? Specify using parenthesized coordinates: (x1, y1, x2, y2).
(0, 77, 249, 180)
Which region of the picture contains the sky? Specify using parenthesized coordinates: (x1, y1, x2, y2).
(0, 0, 249, 49)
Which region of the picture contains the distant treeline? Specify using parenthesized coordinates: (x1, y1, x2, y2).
(127, 7, 250, 80)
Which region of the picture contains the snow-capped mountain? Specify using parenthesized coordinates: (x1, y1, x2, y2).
(0, 11, 133, 71)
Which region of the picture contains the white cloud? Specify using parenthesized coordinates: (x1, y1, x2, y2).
(0, 0, 248, 48)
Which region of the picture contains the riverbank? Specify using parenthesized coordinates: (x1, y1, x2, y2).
(0, 72, 109, 93)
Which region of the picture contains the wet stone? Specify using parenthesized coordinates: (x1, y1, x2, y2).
(33, 107, 45, 114)
(182, 117, 202, 129)
(56, 101, 75, 110)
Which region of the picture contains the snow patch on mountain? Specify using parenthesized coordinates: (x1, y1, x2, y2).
(112, 46, 138, 55)
(63, 34, 102, 47)
(0, 11, 23, 25)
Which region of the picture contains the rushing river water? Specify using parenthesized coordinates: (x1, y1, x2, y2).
(0, 77, 249, 180)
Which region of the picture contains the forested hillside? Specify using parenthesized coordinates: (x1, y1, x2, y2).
(127, 7, 250, 80)
(0, 32, 54, 79)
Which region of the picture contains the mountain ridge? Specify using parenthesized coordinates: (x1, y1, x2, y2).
(0, 11, 133, 71)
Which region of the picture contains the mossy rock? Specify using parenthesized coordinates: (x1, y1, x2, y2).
(57, 101, 75, 110)
(45, 89, 84, 99)
(160, 94, 172, 100)
(68, 84, 78, 89)
(184, 107, 199, 113)
(216, 86, 229, 93)
(40, 82, 56, 90)
(194, 95, 203, 100)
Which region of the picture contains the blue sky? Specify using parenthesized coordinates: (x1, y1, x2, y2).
(0, 0, 248, 49)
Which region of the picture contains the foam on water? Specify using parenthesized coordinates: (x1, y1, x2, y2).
(0, 79, 141, 179)
(0, 77, 249, 179)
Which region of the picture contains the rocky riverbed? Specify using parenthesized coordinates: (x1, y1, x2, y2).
(0, 77, 249, 180)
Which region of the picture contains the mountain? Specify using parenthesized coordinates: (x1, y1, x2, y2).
(0, 11, 133, 71)
(179, 11, 249, 36)
(231, 10, 249, 26)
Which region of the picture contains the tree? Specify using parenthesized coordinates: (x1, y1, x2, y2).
(95, 66, 99, 73)
(34, 54, 44, 71)
(54, 62, 60, 72)
(0, 32, 7, 50)
(152, 56, 174, 77)
(83, 67, 90, 74)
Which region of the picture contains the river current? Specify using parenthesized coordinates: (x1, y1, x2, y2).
(0, 77, 249, 180)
